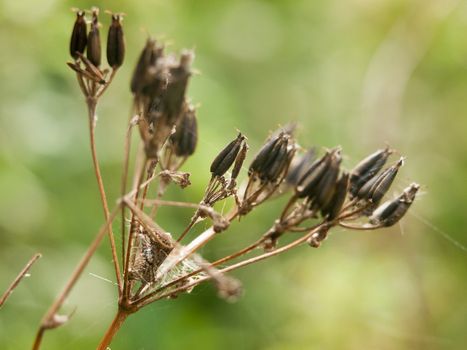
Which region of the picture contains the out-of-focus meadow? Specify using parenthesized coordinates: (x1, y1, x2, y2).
(1, 0, 467, 349)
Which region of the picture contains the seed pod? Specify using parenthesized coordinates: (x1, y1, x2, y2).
(210, 133, 245, 177)
(161, 51, 193, 124)
(357, 158, 403, 203)
(296, 152, 331, 198)
(369, 183, 419, 227)
(170, 104, 198, 157)
(70, 11, 87, 59)
(311, 150, 341, 210)
(322, 172, 349, 220)
(231, 142, 249, 180)
(131, 39, 163, 94)
(107, 14, 125, 68)
(350, 147, 392, 197)
(261, 136, 292, 182)
(286, 148, 316, 186)
(87, 8, 101, 67)
(249, 134, 281, 177)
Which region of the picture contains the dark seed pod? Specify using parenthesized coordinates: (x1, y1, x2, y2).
(231, 142, 249, 180)
(296, 152, 331, 198)
(170, 104, 198, 157)
(350, 147, 392, 197)
(161, 51, 193, 124)
(261, 136, 291, 182)
(369, 183, 419, 227)
(130, 39, 164, 94)
(87, 8, 101, 67)
(311, 150, 341, 210)
(322, 172, 349, 221)
(249, 134, 282, 177)
(107, 14, 125, 68)
(69, 11, 87, 59)
(210, 133, 245, 177)
(357, 157, 403, 203)
(286, 148, 316, 186)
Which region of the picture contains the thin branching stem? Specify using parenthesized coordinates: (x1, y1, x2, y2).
(0, 253, 41, 309)
(136, 225, 324, 308)
(86, 98, 123, 293)
(32, 206, 120, 350)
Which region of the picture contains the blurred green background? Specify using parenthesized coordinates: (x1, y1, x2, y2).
(1, 0, 467, 349)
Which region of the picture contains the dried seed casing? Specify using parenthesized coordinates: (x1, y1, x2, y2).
(130, 39, 164, 94)
(161, 51, 193, 124)
(248, 134, 281, 177)
(69, 10, 87, 59)
(321, 171, 349, 221)
(357, 157, 403, 203)
(231, 142, 249, 180)
(107, 14, 125, 68)
(87, 8, 101, 67)
(170, 104, 198, 157)
(312, 150, 342, 210)
(369, 183, 419, 227)
(286, 148, 316, 186)
(296, 152, 331, 198)
(210, 133, 245, 177)
(350, 147, 392, 197)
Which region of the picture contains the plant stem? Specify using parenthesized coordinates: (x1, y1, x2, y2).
(0, 253, 41, 308)
(96, 307, 130, 350)
(86, 98, 123, 293)
(32, 207, 120, 350)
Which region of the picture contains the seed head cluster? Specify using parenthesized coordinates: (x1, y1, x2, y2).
(57, 7, 422, 347)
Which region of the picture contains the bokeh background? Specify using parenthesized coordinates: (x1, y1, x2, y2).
(1, 0, 467, 349)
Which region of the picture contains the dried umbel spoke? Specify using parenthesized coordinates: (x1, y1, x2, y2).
(33, 9, 423, 350)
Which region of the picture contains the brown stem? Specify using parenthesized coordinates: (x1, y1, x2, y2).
(120, 112, 136, 272)
(96, 307, 130, 350)
(0, 253, 41, 308)
(136, 225, 324, 308)
(123, 157, 148, 302)
(32, 207, 120, 350)
(86, 98, 123, 293)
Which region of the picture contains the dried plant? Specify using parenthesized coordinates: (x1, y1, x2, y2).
(31, 8, 420, 349)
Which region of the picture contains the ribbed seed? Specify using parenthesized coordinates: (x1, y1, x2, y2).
(232, 142, 249, 180)
(210, 134, 245, 177)
(70, 11, 87, 59)
(322, 172, 349, 221)
(107, 14, 125, 68)
(86, 9, 101, 67)
(171, 104, 198, 157)
(296, 152, 331, 198)
(350, 147, 392, 197)
(369, 183, 419, 226)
